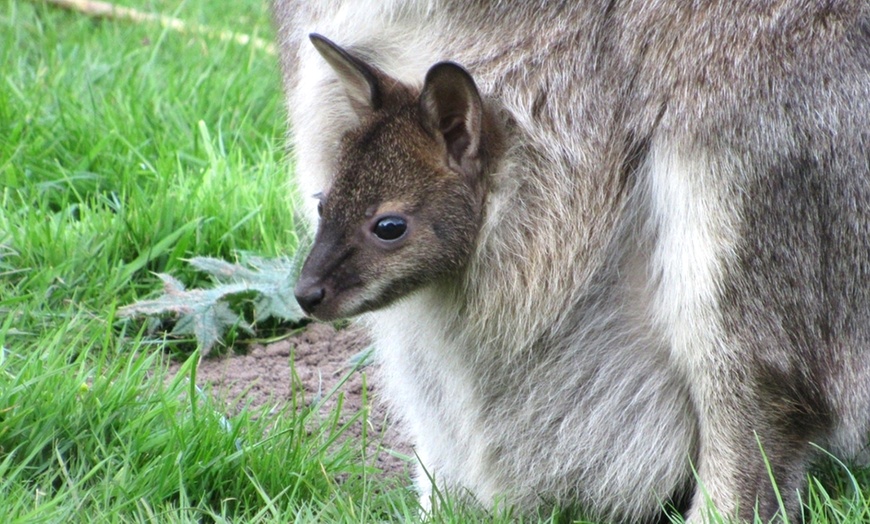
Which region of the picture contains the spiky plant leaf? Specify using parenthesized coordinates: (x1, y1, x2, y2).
(119, 252, 307, 354)
(188, 254, 304, 322)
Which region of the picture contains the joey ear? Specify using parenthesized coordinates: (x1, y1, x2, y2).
(310, 33, 382, 113)
(419, 62, 483, 178)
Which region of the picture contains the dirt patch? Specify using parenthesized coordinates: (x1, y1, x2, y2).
(170, 322, 413, 477)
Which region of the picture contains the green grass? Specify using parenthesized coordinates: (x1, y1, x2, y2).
(0, 0, 420, 521)
(2, 1, 869, 522)
(2, 1, 292, 300)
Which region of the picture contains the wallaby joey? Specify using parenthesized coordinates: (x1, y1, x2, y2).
(277, 2, 870, 522)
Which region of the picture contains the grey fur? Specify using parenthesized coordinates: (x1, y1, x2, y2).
(273, 1, 870, 522)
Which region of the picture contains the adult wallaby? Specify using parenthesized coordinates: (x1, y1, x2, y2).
(273, 1, 870, 522)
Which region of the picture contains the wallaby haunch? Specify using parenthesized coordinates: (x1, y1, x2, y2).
(273, 1, 870, 521)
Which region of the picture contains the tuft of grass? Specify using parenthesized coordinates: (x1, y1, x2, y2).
(1, 0, 295, 312)
(0, 306, 402, 522)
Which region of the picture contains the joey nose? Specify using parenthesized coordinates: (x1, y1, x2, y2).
(295, 282, 325, 314)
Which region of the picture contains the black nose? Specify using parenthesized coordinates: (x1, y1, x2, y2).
(295, 284, 325, 314)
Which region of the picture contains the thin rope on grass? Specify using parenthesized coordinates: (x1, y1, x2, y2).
(36, 0, 276, 54)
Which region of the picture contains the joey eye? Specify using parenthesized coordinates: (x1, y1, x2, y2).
(313, 192, 324, 217)
(372, 216, 407, 241)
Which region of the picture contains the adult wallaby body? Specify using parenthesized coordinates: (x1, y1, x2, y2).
(272, 1, 870, 521)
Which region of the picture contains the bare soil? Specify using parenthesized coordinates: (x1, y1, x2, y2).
(170, 322, 413, 477)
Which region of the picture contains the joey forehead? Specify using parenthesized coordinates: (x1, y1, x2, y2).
(322, 173, 427, 231)
(323, 114, 445, 220)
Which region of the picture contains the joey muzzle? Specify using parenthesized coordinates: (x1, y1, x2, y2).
(293, 237, 352, 319)
(294, 275, 326, 315)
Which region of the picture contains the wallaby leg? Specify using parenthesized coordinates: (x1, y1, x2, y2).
(687, 374, 819, 522)
(646, 146, 825, 522)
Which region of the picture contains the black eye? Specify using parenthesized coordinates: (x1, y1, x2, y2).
(313, 192, 324, 217)
(373, 216, 407, 241)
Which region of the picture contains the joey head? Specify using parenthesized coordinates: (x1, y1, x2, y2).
(294, 35, 500, 321)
